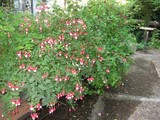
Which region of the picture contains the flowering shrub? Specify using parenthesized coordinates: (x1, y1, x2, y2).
(0, 0, 135, 119)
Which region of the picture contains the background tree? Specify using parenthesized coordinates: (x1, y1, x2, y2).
(131, 0, 160, 26)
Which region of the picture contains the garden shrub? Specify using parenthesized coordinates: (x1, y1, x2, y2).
(148, 30, 160, 49)
(0, 0, 135, 119)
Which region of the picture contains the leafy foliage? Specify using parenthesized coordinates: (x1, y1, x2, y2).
(0, 0, 135, 118)
(149, 30, 160, 49)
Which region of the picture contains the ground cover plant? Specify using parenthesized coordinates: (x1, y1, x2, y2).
(0, 0, 135, 119)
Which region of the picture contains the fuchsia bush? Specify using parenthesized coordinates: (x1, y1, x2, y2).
(0, 0, 135, 119)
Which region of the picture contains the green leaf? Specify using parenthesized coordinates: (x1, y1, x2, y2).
(29, 78, 35, 83)
(38, 84, 47, 90)
(15, 46, 24, 50)
(45, 79, 51, 84)
(25, 44, 35, 49)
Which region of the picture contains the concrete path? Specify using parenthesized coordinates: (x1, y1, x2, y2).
(90, 49, 160, 120)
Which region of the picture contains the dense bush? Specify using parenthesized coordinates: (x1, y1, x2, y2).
(149, 30, 160, 49)
(0, 0, 135, 119)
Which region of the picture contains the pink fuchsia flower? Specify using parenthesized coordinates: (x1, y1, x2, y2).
(63, 76, 70, 81)
(80, 96, 84, 100)
(36, 4, 49, 12)
(25, 28, 29, 34)
(21, 82, 25, 87)
(31, 113, 38, 120)
(24, 17, 28, 22)
(19, 63, 25, 69)
(66, 92, 74, 100)
(58, 35, 65, 42)
(79, 87, 84, 93)
(46, 23, 51, 28)
(87, 77, 94, 82)
(80, 50, 85, 55)
(39, 26, 43, 32)
(64, 53, 68, 59)
(76, 57, 79, 62)
(48, 39, 54, 47)
(62, 28, 66, 33)
(84, 62, 88, 65)
(73, 32, 78, 40)
(30, 105, 34, 111)
(83, 32, 88, 35)
(71, 69, 78, 75)
(99, 57, 104, 62)
(82, 24, 87, 30)
(75, 84, 80, 91)
(97, 54, 101, 58)
(54, 76, 59, 81)
(15, 98, 21, 106)
(92, 59, 96, 64)
(106, 85, 109, 89)
(80, 58, 84, 65)
(106, 69, 110, 73)
(98, 112, 102, 117)
(85, 55, 89, 59)
(11, 99, 16, 105)
(1, 88, 6, 94)
(27, 66, 37, 72)
(76, 28, 80, 32)
(72, 19, 77, 24)
(66, 20, 71, 26)
(42, 73, 48, 79)
(59, 78, 63, 82)
(14, 86, 19, 91)
(8, 82, 14, 91)
(69, 31, 73, 36)
(27, 66, 32, 72)
(75, 84, 84, 93)
(56, 91, 65, 99)
(49, 107, 56, 114)
(19, 23, 24, 27)
(49, 102, 55, 107)
(44, 19, 48, 23)
(44, 38, 49, 44)
(70, 55, 74, 61)
(28, 23, 32, 27)
(36, 103, 42, 110)
(33, 67, 37, 73)
(77, 19, 84, 24)
(24, 51, 31, 58)
(63, 43, 69, 49)
(40, 42, 45, 49)
(58, 51, 62, 56)
(16, 51, 22, 59)
(97, 47, 103, 52)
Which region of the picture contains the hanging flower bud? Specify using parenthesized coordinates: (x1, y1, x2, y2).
(36, 103, 42, 110)
(106, 69, 110, 73)
(30, 105, 34, 111)
(1, 88, 6, 94)
(31, 113, 38, 120)
(39, 26, 42, 32)
(87, 77, 94, 82)
(66, 92, 74, 100)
